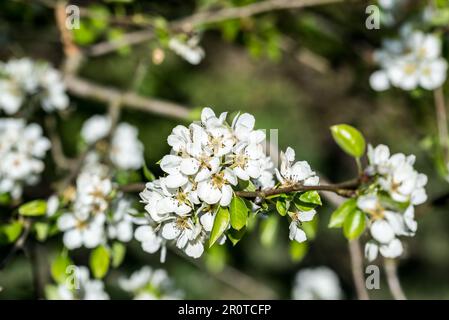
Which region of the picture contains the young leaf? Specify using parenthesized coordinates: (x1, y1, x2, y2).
(260, 215, 279, 248)
(343, 209, 366, 240)
(111, 242, 126, 268)
(329, 198, 357, 228)
(299, 191, 322, 206)
(0, 222, 23, 244)
(276, 198, 288, 216)
(229, 196, 248, 230)
(34, 222, 50, 242)
(330, 124, 366, 158)
(51, 252, 73, 284)
(209, 207, 230, 247)
(89, 245, 110, 279)
(18, 200, 47, 217)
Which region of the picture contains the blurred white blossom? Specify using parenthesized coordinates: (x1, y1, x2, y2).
(370, 30, 447, 91)
(168, 36, 205, 65)
(119, 266, 182, 300)
(0, 58, 69, 114)
(81, 115, 144, 170)
(0, 118, 50, 199)
(292, 267, 343, 300)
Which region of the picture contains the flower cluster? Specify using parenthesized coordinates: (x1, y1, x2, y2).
(370, 30, 448, 91)
(292, 267, 343, 300)
(46, 266, 109, 300)
(57, 161, 135, 250)
(81, 115, 144, 170)
(136, 107, 277, 259)
(276, 147, 319, 244)
(359, 144, 427, 261)
(118, 266, 182, 300)
(0, 118, 51, 199)
(0, 58, 69, 114)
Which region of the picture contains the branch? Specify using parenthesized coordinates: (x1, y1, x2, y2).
(434, 87, 449, 163)
(44, 115, 73, 170)
(65, 76, 190, 120)
(87, 0, 345, 56)
(235, 178, 359, 198)
(348, 239, 369, 300)
(383, 258, 407, 300)
(119, 179, 359, 198)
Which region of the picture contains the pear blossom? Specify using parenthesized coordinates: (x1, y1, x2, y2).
(357, 194, 418, 261)
(370, 30, 448, 91)
(0, 118, 50, 199)
(292, 267, 343, 300)
(168, 36, 205, 65)
(136, 107, 324, 260)
(107, 198, 135, 242)
(0, 58, 69, 114)
(275, 147, 319, 186)
(119, 266, 182, 300)
(289, 209, 317, 243)
(81, 115, 144, 170)
(366, 144, 428, 205)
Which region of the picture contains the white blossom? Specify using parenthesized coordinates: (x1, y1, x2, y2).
(357, 194, 417, 261)
(292, 267, 343, 300)
(370, 31, 448, 91)
(119, 266, 182, 300)
(289, 209, 316, 244)
(0, 118, 50, 199)
(168, 36, 205, 65)
(0, 58, 69, 114)
(275, 147, 319, 186)
(81, 115, 144, 170)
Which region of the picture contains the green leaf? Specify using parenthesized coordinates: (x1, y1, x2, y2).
(276, 198, 288, 216)
(259, 215, 278, 248)
(18, 200, 47, 217)
(143, 163, 156, 181)
(209, 207, 230, 248)
(34, 222, 50, 242)
(329, 198, 357, 228)
(299, 191, 322, 206)
(290, 241, 308, 262)
(51, 252, 73, 284)
(343, 209, 366, 240)
(229, 196, 248, 230)
(0, 222, 23, 244)
(330, 124, 366, 158)
(111, 242, 126, 268)
(89, 245, 110, 279)
(227, 227, 246, 246)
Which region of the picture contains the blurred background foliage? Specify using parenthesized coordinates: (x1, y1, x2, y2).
(1, 0, 449, 299)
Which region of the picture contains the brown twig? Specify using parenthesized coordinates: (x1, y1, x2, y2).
(348, 239, 369, 300)
(434, 87, 449, 163)
(384, 258, 407, 300)
(87, 0, 346, 56)
(65, 76, 190, 120)
(44, 115, 73, 170)
(120, 179, 359, 198)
